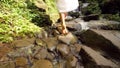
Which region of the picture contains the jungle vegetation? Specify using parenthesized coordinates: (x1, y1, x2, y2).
(0, 0, 120, 43)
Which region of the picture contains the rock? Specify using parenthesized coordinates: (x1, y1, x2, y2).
(36, 29, 48, 39)
(66, 21, 82, 31)
(66, 18, 89, 31)
(53, 63, 62, 68)
(0, 43, 5, 47)
(79, 29, 120, 61)
(92, 29, 120, 49)
(35, 39, 46, 47)
(82, 14, 99, 21)
(0, 46, 12, 55)
(43, 37, 58, 51)
(0, 61, 15, 68)
(0, 46, 12, 61)
(31, 59, 53, 68)
(15, 57, 28, 67)
(70, 56, 77, 67)
(54, 60, 66, 68)
(53, 30, 60, 36)
(76, 62, 84, 68)
(27, 38, 36, 44)
(8, 46, 33, 57)
(88, 20, 120, 30)
(11, 38, 35, 48)
(65, 61, 72, 68)
(58, 33, 78, 45)
(74, 44, 82, 53)
(56, 24, 63, 34)
(80, 45, 118, 68)
(56, 18, 88, 32)
(57, 44, 70, 57)
(46, 52, 55, 61)
(70, 44, 82, 56)
(66, 55, 78, 67)
(32, 46, 42, 56)
(34, 48, 48, 59)
(0, 55, 9, 62)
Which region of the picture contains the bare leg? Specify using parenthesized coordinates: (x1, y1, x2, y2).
(59, 12, 68, 34)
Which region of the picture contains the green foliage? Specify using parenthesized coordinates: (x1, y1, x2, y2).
(45, 0, 59, 24)
(81, 0, 120, 22)
(102, 13, 120, 22)
(82, 2, 101, 15)
(0, 0, 43, 43)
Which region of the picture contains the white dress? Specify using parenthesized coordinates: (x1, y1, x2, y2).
(56, 0, 79, 12)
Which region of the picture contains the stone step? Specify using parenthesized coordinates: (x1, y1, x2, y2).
(88, 20, 120, 30)
(78, 29, 120, 64)
(80, 45, 118, 68)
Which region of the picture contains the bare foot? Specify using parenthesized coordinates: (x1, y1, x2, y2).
(62, 28, 68, 35)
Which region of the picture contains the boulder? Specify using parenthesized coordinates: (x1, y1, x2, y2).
(43, 37, 58, 51)
(80, 45, 118, 68)
(15, 57, 28, 67)
(88, 20, 120, 30)
(34, 48, 48, 59)
(35, 39, 46, 47)
(11, 38, 35, 48)
(79, 29, 120, 65)
(0, 61, 15, 68)
(58, 33, 78, 45)
(57, 44, 70, 57)
(31, 59, 53, 68)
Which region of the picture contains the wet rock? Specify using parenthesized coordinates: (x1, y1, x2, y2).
(0, 46, 12, 61)
(0, 55, 9, 62)
(53, 63, 62, 68)
(31, 59, 53, 68)
(0, 43, 11, 47)
(66, 18, 89, 31)
(70, 56, 77, 67)
(27, 38, 36, 44)
(35, 39, 46, 47)
(74, 44, 82, 53)
(65, 61, 72, 68)
(43, 37, 58, 51)
(32, 46, 42, 56)
(0, 61, 15, 68)
(17, 65, 30, 68)
(0, 46, 12, 55)
(82, 14, 99, 21)
(80, 45, 118, 68)
(56, 24, 63, 34)
(15, 57, 28, 67)
(11, 39, 35, 48)
(53, 30, 60, 36)
(8, 46, 33, 57)
(57, 44, 70, 57)
(76, 62, 84, 68)
(58, 33, 77, 45)
(79, 29, 120, 61)
(66, 21, 82, 31)
(36, 29, 48, 39)
(54, 60, 66, 68)
(88, 20, 120, 30)
(66, 55, 78, 67)
(34, 48, 48, 59)
(70, 44, 82, 56)
(46, 52, 55, 61)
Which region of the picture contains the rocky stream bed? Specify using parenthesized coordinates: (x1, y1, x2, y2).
(0, 18, 120, 68)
